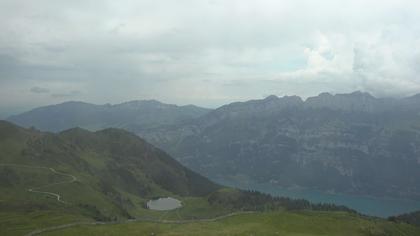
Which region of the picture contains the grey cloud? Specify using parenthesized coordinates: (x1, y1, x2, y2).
(30, 86, 49, 94)
(0, 54, 81, 82)
(51, 90, 81, 98)
(0, 0, 420, 110)
(0, 54, 20, 78)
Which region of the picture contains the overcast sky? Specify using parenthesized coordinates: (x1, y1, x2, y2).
(1, 0, 420, 117)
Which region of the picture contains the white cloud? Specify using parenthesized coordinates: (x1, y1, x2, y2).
(0, 0, 420, 112)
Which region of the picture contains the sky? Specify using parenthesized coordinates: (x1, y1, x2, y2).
(1, 0, 420, 117)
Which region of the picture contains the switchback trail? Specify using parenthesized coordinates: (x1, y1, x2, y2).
(0, 163, 77, 204)
(0, 164, 255, 235)
(24, 211, 256, 236)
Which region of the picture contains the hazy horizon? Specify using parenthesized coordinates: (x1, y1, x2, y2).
(2, 89, 420, 120)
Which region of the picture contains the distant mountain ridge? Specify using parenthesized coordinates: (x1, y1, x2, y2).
(8, 92, 420, 133)
(209, 91, 420, 116)
(7, 100, 211, 132)
(304, 91, 420, 112)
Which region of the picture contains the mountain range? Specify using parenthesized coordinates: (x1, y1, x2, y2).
(7, 91, 420, 200)
(8, 100, 210, 132)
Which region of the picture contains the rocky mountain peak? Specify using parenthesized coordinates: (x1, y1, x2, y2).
(263, 95, 279, 101)
(305, 91, 379, 112)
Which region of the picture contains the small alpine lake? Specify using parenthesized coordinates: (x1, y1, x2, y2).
(147, 197, 182, 211)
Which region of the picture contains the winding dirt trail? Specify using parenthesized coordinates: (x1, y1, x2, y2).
(1, 163, 256, 236)
(0, 163, 77, 204)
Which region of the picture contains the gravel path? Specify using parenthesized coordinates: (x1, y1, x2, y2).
(0, 163, 77, 203)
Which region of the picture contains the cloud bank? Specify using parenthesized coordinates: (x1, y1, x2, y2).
(0, 0, 419, 115)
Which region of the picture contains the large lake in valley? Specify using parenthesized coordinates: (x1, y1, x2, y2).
(215, 179, 420, 217)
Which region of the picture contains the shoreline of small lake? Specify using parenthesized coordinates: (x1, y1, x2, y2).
(147, 197, 182, 211)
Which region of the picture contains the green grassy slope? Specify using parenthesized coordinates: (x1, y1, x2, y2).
(42, 211, 420, 236)
(0, 120, 223, 235)
(1, 120, 419, 236)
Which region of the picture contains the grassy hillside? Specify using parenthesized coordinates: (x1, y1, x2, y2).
(0, 120, 220, 197)
(1, 120, 419, 236)
(41, 211, 420, 236)
(0, 120, 222, 235)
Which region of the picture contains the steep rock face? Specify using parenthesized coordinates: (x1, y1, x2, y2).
(139, 92, 420, 200)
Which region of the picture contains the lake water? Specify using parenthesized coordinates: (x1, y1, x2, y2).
(215, 178, 420, 218)
(147, 197, 182, 211)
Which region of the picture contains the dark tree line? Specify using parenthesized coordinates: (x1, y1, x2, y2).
(388, 210, 420, 227)
(208, 189, 357, 214)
